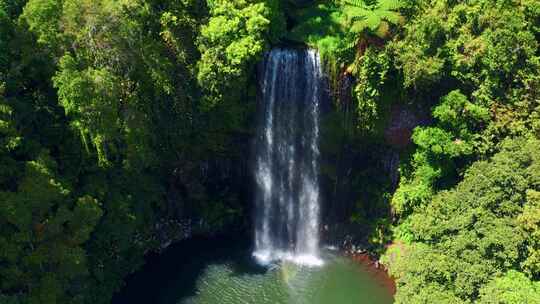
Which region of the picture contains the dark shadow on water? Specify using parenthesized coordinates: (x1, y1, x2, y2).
(228, 253, 269, 277)
(112, 234, 260, 304)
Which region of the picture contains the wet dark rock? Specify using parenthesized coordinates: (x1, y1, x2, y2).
(384, 105, 422, 149)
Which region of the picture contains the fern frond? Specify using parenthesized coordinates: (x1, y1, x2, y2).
(342, 38, 358, 53)
(377, 0, 404, 11)
(343, 5, 371, 18)
(365, 13, 381, 31)
(343, 0, 369, 9)
(350, 20, 368, 33)
(376, 10, 402, 25)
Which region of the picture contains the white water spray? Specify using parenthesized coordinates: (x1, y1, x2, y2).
(253, 48, 324, 267)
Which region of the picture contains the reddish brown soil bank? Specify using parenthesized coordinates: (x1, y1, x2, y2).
(350, 253, 396, 296)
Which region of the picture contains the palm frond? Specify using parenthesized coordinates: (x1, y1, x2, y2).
(343, 5, 372, 18)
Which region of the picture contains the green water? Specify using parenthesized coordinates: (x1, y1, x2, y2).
(113, 237, 393, 304)
(180, 256, 392, 304)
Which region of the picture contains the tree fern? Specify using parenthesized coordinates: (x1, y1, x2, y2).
(286, 0, 407, 58)
(342, 0, 405, 37)
(377, 10, 402, 24)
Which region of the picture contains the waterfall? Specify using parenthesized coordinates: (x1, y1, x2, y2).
(253, 48, 324, 267)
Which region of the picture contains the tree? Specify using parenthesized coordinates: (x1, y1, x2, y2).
(478, 271, 540, 304)
(386, 138, 540, 303)
(287, 0, 406, 59)
(197, 0, 284, 108)
(519, 189, 540, 279)
(0, 153, 103, 304)
(341, 0, 405, 51)
(392, 90, 490, 216)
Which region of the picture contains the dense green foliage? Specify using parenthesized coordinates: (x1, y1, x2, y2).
(385, 138, 540, 302)
(368, 0, 540, 302)
(288, 0, 406, 60)
(1, 0, 539, 303)
(198, 0, 283, 107)
(288, 0, 540, 302)
(0, 0, 284, 303)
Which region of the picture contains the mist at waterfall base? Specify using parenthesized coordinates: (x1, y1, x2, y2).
(253, 48, 324, 267)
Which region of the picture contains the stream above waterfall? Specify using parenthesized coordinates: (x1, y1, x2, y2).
(113, 236, 394, 304)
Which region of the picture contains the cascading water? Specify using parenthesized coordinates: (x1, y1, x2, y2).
(253, 48, 324, 267)
(116, 48, 395, 304)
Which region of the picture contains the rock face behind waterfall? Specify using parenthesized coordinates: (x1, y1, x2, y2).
(253, 48, 327, 266)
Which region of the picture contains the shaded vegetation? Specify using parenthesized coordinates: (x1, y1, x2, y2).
(1, 0, 539, 303)
(287, 0, 540, 302)
(1, 0, 283, 303)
